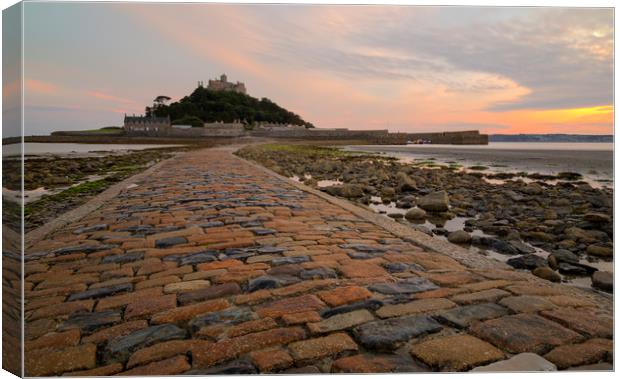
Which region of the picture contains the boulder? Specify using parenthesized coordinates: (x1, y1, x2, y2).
(325, 184, 364, 198)
(557, 263, 589, 276)
(584, 213, 611, 223)
(507, 254, 548, 270)
(586, 244, 613, 258)
(381, 187, 396, 198)
(550, 249, 579, 264)
(532, 267, 561, 283)
(447, 230, 472, 244)
(396, 172, 417, 192)
(405, 207, 426, 220)
(591, 271, 612, 293)
(417, 191, 449, 212)
(522, 183, 543, 195)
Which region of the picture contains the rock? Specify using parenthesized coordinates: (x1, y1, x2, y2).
(550, 249, 579, 264)
(299, 268, 337, 280)
(67, 283, 133, 301)
(101, 251, 144, 264)
(51, 244, 117, 256)
(189, 307, 255, 332)
(73, 224, 107, 235)
(586, 244, 612, 258)
(568, 363, 613, 371)
(248, 276, 281, 292)
(353, 315, 442, 351)
(257, 246, 287, 254)
(384, 262, 408, 273)
(447, 230, 471, 244)
(381, 187, 396, 198)
(508, 240, 535, 254)
(470, 314, 582, 354)
(340, 184, 365, 198)
(532, 267, 561, 282)
(369, 277, 438, 295)
(251, 228, 276, 236)
(558, 263, 594, 276)
(155, 236, 188, 248)
(417, 191, 449, 212)
(432, 228, 448, 236)
(522, 183, 543, 195)
(176, 251, 218, 266)
(505, 190, 526, 202)
(584, 213, 611, 223)
(339, 244, 387, 253)
(106, 324, 187, 360)
(388, 213, 403, 219)
(540, 307, 612, 338)
(410, 334, 504, 371)
(506, 254, 548, 270)
(591, 271, 612, 292)
(471, 353, 557, 372)
(543, 209, 557, 220)
(474, 237, 519, 255)
(184, 360, 257, 374)
(307, 309, 374, 334)
(271, 255, 310, 266)
(396, 172, 417, 192)
(321, 299, 384, 319)
(164, 280, 210, 294)
(547, 254, 558, 270)
(58, 311, 121, 332)
(526, 231, 556, 243)
(405, 207, 426, 220)
(498, 296, 556, 313)
(564, 227, 591, 241)
(435, 303, 510, 329)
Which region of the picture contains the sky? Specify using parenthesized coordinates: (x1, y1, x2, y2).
(4, 2, 614, 135)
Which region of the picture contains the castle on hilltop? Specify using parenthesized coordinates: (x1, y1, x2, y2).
(198, 74, 246, 94)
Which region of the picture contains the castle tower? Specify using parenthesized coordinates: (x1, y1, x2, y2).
(220, 73, 227, 82)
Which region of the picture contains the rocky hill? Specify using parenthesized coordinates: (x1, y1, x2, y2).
(149, 86, 314, 128)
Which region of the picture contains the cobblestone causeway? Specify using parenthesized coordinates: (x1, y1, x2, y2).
(23, 147, 613, 375)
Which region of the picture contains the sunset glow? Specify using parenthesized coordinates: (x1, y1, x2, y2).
(17, 3, 613, 135)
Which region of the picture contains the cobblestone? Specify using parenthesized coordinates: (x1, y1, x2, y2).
(411, 334, 504, 371)
(22, 147, 613, 374)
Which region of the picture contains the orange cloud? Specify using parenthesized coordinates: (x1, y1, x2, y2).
(87, 91, 136, 105)
(25, 79, 57, 94)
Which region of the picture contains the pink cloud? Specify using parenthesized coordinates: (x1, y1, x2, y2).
(25, 78, 57, 95)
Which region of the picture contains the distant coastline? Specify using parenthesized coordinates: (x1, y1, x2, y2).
(490, 134, 613, 143)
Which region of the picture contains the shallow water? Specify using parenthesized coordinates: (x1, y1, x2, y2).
(3, 142, 184, 157)
(364, 194, 612, 289)
(345, 143, 614, 189)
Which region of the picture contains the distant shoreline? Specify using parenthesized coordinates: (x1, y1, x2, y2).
(345, 143, 613, 187)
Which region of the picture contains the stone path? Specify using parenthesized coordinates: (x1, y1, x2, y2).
(24, 147, 613, 375)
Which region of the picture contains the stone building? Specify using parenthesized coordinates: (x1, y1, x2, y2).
(123, 114, 171, 133)
(205, 74, 247, 94)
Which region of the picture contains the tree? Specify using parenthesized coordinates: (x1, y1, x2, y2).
(153, 95, 171, 109)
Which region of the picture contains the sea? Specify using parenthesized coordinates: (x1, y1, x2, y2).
(2, 142, 184, 157)
(345, 142, 614, 188)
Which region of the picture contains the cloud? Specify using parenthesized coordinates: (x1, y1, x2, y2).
(87, 91, 136, 105)
(25, 79, 57, 94)
(350, 7, 612, 111)
(22, 4, 613, 135)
